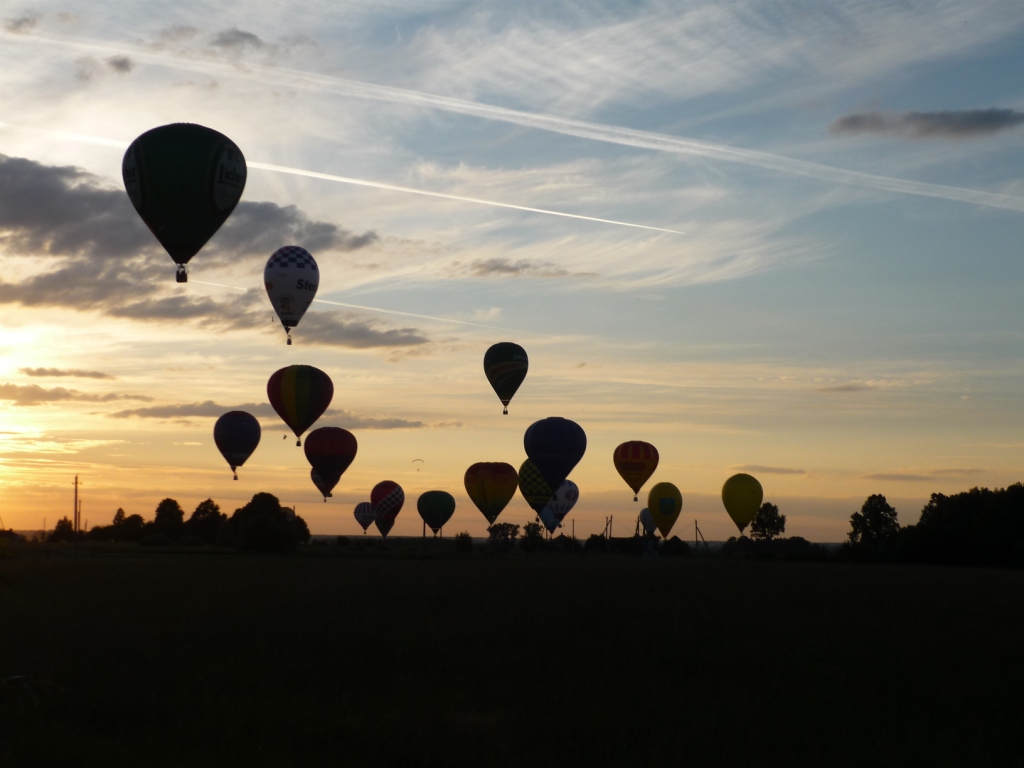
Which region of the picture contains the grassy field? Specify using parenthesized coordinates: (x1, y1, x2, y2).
(1, 543, 1022, 767)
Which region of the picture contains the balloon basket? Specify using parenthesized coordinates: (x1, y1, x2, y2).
(503, 407, 508, 415)
(296, 439, 301, 446)
(175, 265, 187, 283)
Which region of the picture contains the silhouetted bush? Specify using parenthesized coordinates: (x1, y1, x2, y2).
(454, 532, 473, 552)
(47, 517, 75, 543)
(520, 522, 546, 551)
(487, 522, 519, 551)
(87, 509, 148, 542)
(230, 493, 311, 553)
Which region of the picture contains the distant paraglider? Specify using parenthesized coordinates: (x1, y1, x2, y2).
(353, 501, 376, 532)
(412, 459, 424, 471)
(722, 473, 763, 534)
(264, 246, 319, 345)
(647, 482, 683, 538)
(122, 123, 246, 282)
(464, 462, 519, 524)
(304, 427, 357, 500)
(213, 411, 261, 480)
(484, 342, 529, 414)
(524, 417, 587, 490)
(371, 480, 404, 538)
(613, 441, 659, 501)
(539, 479, 578, 534)
(267, 365, 333, 446)
(417, 491, 456, 535)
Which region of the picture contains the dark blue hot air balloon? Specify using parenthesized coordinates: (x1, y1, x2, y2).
(523, 417, 587, 489)
(213, 411, 261, 480)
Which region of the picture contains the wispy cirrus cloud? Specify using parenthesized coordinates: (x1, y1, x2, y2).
(0, 383, 151, 406)
(734, 464, 806, 475)
(20, 367, 114, 379)
(829, 109, 1024, 139)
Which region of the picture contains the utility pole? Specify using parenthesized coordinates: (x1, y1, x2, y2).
(73, 475, 80, 532)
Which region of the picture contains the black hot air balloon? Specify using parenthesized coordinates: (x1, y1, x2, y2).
(524, 417, 587, 489)
(484, 342, 528, 414)
(122, 123, 247, 282)
(213, 411, 261, 479)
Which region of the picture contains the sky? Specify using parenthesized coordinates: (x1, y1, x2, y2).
(1, 0, 1023, 541)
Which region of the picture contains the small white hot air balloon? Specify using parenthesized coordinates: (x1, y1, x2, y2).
(639, 507, 657, 537)
(264, 245, 319, 344)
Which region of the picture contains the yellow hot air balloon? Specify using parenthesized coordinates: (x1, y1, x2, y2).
(647, 482, 682, 538)
(722, 473, 763, 534)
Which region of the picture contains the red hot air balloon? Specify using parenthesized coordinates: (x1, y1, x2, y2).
(304, 427, 357, 493)
(613, 441, 660, 501)
(267, 365, 333, 446)
(371, 481, 404, 538)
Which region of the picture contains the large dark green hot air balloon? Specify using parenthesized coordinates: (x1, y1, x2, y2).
(122, 123, 246, 282)
(417, 490, 456, 535)
(267, 365, 333, 446)
(484, 342, 528, 414)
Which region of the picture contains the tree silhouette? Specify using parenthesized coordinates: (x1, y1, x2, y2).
(230, 493, 310, 552)
(520, 521, 545, 551)
(487, 522, 519, 550)
(750, 502, 786, 541)
(849, 494, 899, 544)
(186, 499, 227, 544)
(153, 498, 185, 538)
(48, 517, 75, 543)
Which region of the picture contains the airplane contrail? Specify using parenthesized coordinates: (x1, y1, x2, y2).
(0, 123, 681, 234)
(5, 30, 1024, 213)
(190, 279, 542, 334)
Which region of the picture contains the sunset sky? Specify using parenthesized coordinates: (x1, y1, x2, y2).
(1, 0, 1023, 540)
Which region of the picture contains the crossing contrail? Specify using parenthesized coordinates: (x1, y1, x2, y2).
(5, 29, 1024, 213)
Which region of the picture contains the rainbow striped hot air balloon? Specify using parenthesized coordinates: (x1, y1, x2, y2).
(267, 365, 333, 446)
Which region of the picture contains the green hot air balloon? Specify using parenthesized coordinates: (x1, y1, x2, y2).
(484, 342, 528, 415)
(123, 123, 247, 282)
(722, 473, 763, 534)
(417, 490, 456, 535)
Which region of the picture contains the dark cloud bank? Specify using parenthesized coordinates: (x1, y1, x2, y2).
(110, 400, 427, 429)
(0, 155, 426, 349)
(830, 108, 1024, 139)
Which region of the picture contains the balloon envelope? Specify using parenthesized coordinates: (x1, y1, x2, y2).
(354, 501, 375, 531)
(613, 441, 659, 500)
(310, 468, 335, 499)
(267, 365, 333, 444)
(303, 427, 357, 489)
(122, 123, 246, 281)
(539, 479, 578, 533)
(371, 480, 404, 537)
(518, 458, 555, 514)
(484, 342, 528, 413)
(464, 462, 518, 524)
(523, 417, 587, 490)
(647, 482, 683, 538)
(722, 473, 763, 534)
(213, 410, 261, 479)
(639, 507, 657, 536)
(264, 246, 319, 343)
(417, 490, 456, 534)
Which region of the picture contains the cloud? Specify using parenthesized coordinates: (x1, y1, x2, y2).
(295, 312, 429, 348)
(829, 109, 1024, 139)
(861, 472, 932, 482)
(106, 56, 133, 73)
(157, 25, 198, 42)
(463, 257, 594, 278)
(734, 464, 806, 475)
(815, 383, 870, 392)
(110, 401, 427, 429)
(0, 383, 152, 406)
(20, 367, 114, 379)
(210, 28, 269, 51)
(4, 16, 38, 33)
(927, 468, 986, 477)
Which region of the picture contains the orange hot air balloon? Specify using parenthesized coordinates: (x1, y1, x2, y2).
(613, 441, 659, 501)
(464, 462, 519, 524)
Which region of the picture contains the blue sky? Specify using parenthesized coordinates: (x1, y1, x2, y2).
(1, 0, 1023, 539)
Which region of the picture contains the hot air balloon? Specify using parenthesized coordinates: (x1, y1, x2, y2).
(267, 365, 333, 446)
(484, 342, 528, 414)
(539, 479, 578, 534)
(264, 246, 319, 345)
(639, 507, 656, 537)
(417, 491, 456, 535)
(524, 417, 587, 490)
(311, 468, 335, 500)
(464, 462, 518, 524)
(647, 482, 682, 538)
(371, 480, 404, 538)
(518, 458, 555, 515)
(304, 427, 357, 495)
(122, 123, 246, 282)
(722, 473, 763, 534)
(354, 501, 375, 532)
(213, 410, 261, 480)
(613, 441, 659, 501)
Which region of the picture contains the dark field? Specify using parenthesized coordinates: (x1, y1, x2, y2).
(1, 545, 1022, 767)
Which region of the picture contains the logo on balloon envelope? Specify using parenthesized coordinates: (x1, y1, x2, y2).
(212, 143, 246, 212)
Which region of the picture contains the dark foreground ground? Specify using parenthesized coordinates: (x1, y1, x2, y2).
(1, 544, 1022, 767)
